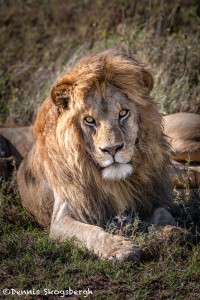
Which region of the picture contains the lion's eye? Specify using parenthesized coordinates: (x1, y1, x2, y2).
(119, 109, 129, 119)
(84, 116, 96, 126)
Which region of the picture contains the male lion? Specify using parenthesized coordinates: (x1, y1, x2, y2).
(17, 51, 176, 262)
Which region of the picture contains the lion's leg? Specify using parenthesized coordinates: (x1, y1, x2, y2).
(49, 196, 141, 262)
(147, 207, 176, 226)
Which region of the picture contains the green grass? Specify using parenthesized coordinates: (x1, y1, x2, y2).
(0, 174, 200, 299)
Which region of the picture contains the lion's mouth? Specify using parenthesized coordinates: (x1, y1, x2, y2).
(102, 162, 133, 180)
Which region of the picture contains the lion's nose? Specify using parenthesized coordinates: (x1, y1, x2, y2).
(100, 143, 124, 156)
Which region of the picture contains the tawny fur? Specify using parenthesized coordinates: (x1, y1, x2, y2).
(17, 50, 175, 261)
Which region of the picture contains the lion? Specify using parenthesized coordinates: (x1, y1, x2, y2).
(17, 50, 176, 262)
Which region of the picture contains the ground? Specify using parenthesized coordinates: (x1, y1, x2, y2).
(0, 1, 200, 299)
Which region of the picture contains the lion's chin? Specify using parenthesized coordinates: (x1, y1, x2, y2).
(102, 163, 133, 181)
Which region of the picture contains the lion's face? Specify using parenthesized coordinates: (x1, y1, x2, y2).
(76, 84, 139, 180)
(50, 51, 155, 182)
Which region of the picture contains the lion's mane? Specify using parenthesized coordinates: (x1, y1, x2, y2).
(24, 51, 172, 227)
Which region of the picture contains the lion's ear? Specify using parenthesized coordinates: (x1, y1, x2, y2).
(51, 84, 70, 110)
(141, 69, 154, 93)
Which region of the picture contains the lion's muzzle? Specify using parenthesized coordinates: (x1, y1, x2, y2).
(96, 142, 134, 180)
(100, 142, 124, 157)
(102, 163, 133, 180)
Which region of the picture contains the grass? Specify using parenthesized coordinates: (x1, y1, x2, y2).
(0, 1, 200, 299)
(0, 173, 200, 299)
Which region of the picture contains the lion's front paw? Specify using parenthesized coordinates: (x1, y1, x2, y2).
(100, 235, 141, 262)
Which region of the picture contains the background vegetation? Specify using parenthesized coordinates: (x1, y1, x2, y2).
(0, 1, 200, 299)
(0, 0, 199, 124)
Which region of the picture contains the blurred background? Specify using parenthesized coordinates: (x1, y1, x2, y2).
(0, 0, 199, 125)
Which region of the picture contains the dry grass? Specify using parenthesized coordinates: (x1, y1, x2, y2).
(0, 1, 199, 125)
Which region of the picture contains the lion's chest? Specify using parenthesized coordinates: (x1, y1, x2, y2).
(100, 181, 133, 215)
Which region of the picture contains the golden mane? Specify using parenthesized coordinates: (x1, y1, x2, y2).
(30, 50, 172, 227)
(54, 50, 153, 106)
